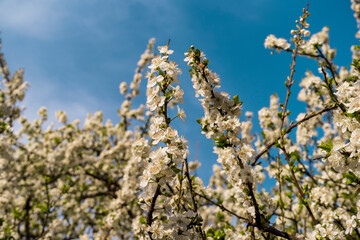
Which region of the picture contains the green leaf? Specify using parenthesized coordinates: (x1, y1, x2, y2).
(216, 212, 225, 222)
(195, 49, 201, 57)
(302, 184, 309, 195)
(284, 175, 292, 183)
(177, 173, 183, 183)
(320, 83, 330, 90)
(243, 188, 250, 196)
(206, 227, 215, 237)
(12, 208, 22, 219)
(224, 222, 234, 230)
(343, 171, 359, 184)
(53, 137, 61, 144)
(139, 216, 147, 224)
(61, 184, 70, 193)
(261, 131, 266, 139)
(290, 151, 300, 161)
(232, 95, 240, 104)
(299, 197, 306, 206)
(341, 192, 351, 199)
(0, 121, 7, 133)
(354, 45, 360, 51)
(316, 139, 333, 153)
(345, 112, 358, 118)
(203, 59, 209, 66)
(213, 134, 230, 148)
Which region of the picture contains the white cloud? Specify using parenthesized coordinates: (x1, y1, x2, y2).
(0, 0, 68, 39)
(21, 72, 101, 125)
(209, 0, 270, 21)
(0, 0, 176, 39)
(1, 0, 177, 122)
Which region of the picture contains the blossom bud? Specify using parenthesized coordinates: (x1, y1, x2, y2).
(119, 81, 128, 94)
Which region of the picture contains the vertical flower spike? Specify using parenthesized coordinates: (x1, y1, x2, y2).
(141, 43, 205, 239)
(118, 38, 156, 132)
(0, 38, 29, 132)
(351, 0, 360, 38)
(185, 47, 265, 238)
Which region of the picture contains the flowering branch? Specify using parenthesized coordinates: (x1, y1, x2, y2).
(253, 105, 337, 166)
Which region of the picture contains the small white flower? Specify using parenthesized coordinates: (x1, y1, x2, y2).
(158, 45, 174, 55)
(177, 106, 186, 123)
(345, 216, 357, 235)
(119, 81, 128, 94)
(55, 110, 67, 124)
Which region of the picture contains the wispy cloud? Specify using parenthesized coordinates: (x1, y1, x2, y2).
(22, 77, 101, 124)
(0, 0, 69, 39)
(0, 0, 179, 123)
(206, 0, 271, 21)
(0, 0, 177, 40)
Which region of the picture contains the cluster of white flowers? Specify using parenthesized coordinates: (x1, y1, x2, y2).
(117, 38, 156, 134)
(0, 37, 157, 239)
(184, 46, 273, 239)
(297, 71, 328, 109)
(257, 94, 284, 147)
(264, 34, 291, 52)
(185, 47, 242, 142)
(0, 41, 29, 134)
(352, 0, 360, 38)
(299, 27, 335, 59)
(137, 44, 207, 239)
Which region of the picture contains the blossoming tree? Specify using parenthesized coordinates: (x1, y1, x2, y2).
(1, 1, 360, 239)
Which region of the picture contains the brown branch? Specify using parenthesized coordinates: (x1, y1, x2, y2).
(297, 158, 318, 185)
(38, 180, 51, 239)
(184, 158, 198, 212)
(320, 67, 347, 113)
(146, 184, 161, 239)
(281, 147, 318, 225)
(315, 46, 338, 86)
(184, 158, 206, 240)
(250, 224, 256, 240)
(80, 191, 116, 199)
(195, 51, 299, 238)
(196, 192, 303, 240)
(0, 43, 11, 83)
(278, 3, 310, 145)
(273, 46, 320, 59)
(195, 192, 246, 221)
(85, 170, 120, 191)
(253, 105, 337, 166)
(24, 196, 32, 240)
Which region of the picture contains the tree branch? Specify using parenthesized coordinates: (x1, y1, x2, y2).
(253, 105, 337, 166)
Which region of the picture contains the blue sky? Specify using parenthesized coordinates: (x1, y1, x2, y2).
(0, 0, 357, 184)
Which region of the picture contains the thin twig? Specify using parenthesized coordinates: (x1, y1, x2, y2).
(281, 147, 318, 225)
(253, 105, 337, 166)
(195, 192, 303, 240)
(184, 158, 206, 240)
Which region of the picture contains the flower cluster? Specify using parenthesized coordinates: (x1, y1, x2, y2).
(138, 44, 206, 239)
(352, 0, 360, 38)
(264, 34, 291, 52)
